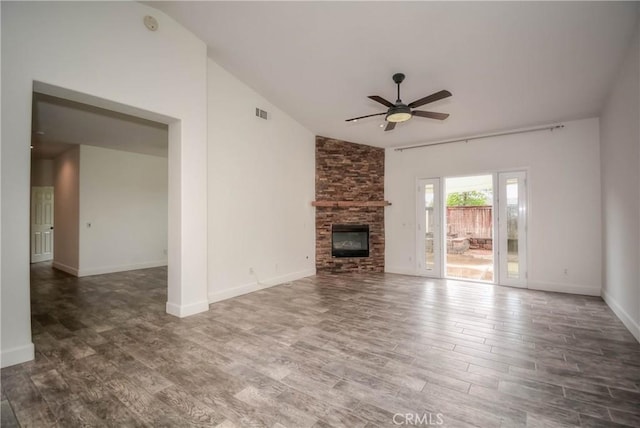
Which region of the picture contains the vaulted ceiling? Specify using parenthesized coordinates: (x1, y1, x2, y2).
(31, 2, 639, 156)
(149, 1, 638, 148)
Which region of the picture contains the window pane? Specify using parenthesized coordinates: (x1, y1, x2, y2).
(425, 184, 435, 271)
(506, 178, 519, 278)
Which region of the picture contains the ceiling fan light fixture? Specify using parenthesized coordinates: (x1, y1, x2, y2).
(386, 106, 412, 123)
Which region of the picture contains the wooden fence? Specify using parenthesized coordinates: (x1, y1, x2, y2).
(446, 206, 493, 238)
(426, 205, 518, 240)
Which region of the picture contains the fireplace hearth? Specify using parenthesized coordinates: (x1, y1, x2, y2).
(332, 224, 369, 258)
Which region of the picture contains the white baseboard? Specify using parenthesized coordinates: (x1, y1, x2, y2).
(53, 260, 167, 277)
(52, 261, 79, 276)
(527, 281, 601, 296)
(386, 268, 602, 297)
(166, 299, 209, 318)
(385, 266, 421, 276)
(602, 288, 640, 342)
(208, 269, 316, 304)
(78, 260, 167, 277)
(1, 343, 35, 368)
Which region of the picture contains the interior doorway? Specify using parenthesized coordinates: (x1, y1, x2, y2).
(30, 89, 169, 278)
(444, 175, 494, 282)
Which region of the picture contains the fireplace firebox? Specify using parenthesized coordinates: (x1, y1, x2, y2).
(332, 224, 369, 258)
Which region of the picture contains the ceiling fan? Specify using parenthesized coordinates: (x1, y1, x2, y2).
(346, 73, 452, 131)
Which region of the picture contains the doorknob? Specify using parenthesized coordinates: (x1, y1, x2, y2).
(50, 227, 54, 230)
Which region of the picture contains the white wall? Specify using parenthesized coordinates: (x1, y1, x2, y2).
(79, 145, 168, 276)
(1, 1, 208, 367)
(386, 118, 602, 296)
(52, 148, 80, 274)
(600, 23, 640, 341)
(207, 59, 316, 302)
(31, 159, 54, 187)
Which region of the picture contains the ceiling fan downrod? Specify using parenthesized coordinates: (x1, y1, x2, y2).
(393, 73, 405, 103)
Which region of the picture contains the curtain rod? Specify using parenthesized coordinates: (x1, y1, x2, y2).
(394, 124, 565, 152)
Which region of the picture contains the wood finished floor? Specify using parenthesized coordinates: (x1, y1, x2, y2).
(1, 263, 639, 427)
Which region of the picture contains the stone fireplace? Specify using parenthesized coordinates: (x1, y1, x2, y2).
(314, 136, 387, 273)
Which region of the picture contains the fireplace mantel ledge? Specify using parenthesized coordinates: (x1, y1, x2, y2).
(311, 200, 391, 207)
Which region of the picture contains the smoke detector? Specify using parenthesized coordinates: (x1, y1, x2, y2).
(144, 15, 158, 32)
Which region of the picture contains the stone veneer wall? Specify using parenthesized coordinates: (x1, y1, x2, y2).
(315, 136, 385, 273)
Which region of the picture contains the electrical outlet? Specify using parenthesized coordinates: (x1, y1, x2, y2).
(163, 249, 167, 256)
(563, 268, 568, 276)
(249, 267, 254, 275)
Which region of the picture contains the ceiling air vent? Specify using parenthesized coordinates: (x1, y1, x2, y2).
(255, 108, 268, 120)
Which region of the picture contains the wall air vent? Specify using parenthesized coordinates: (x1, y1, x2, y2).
(255, 108, 268, 120)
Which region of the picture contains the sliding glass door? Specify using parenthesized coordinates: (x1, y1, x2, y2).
(416, 171, 528, 287)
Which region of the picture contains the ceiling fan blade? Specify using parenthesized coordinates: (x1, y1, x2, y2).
(412, 110, 450, 120)
(384, 121, 396, 131)
(408, 90, 452, 109)
(368, 95, 395, 108)
(345, 112, 386, 122)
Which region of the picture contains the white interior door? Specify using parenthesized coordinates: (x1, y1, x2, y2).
(498, 172, 527, 287)
(416, 178, 442, 277)
(31, 186, 54, 263)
